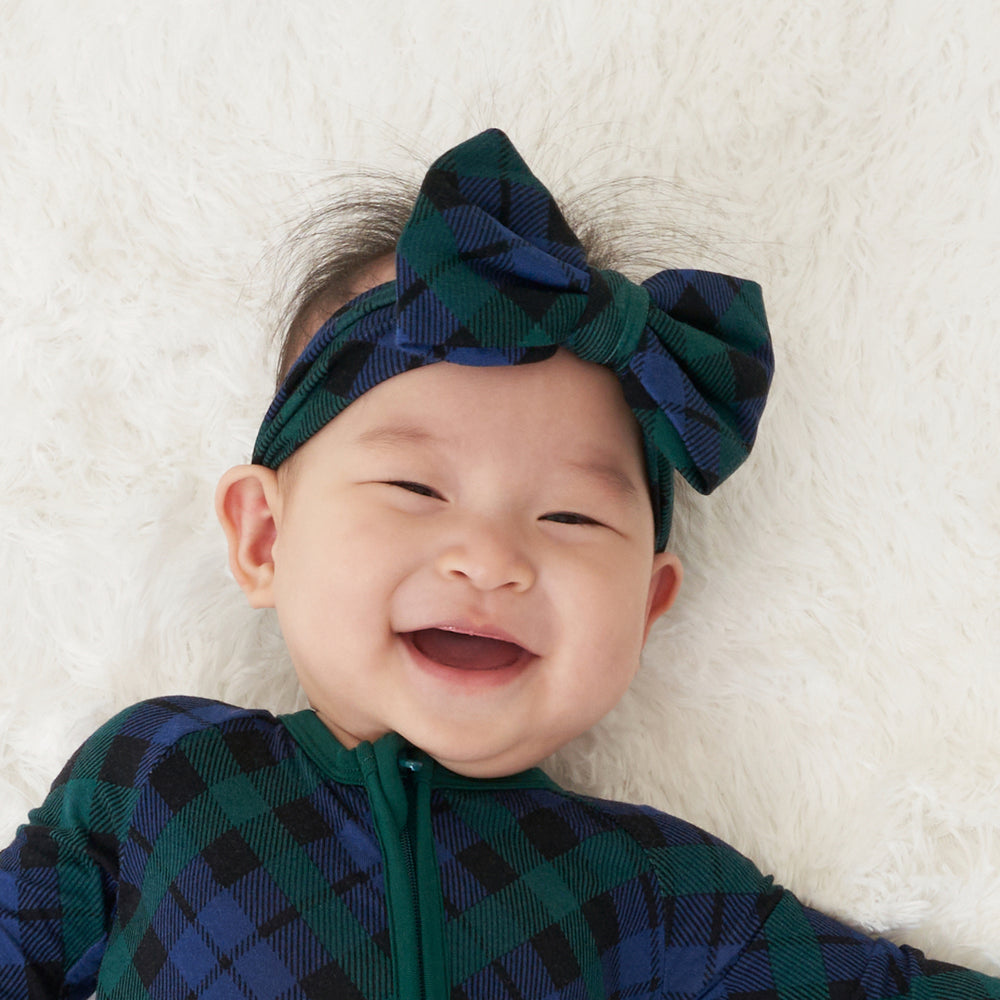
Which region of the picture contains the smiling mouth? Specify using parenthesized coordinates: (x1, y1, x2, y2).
(406, 628, 529, 671)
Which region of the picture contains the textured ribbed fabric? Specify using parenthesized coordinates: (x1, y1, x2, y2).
(253, 130, 774, 550)
(1, 697, 998, 999)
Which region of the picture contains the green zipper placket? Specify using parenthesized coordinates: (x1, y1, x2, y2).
(280, 712, 560, 999)
(358, 739, 448, 1000)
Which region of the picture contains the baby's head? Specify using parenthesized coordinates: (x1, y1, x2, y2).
(217, 130, 773, 777)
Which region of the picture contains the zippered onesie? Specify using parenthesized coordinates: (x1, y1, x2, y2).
(1, 697, 997, 999)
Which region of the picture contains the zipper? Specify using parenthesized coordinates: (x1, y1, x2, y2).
(398, 752, 425, 999)
(356, 735, 448, 999)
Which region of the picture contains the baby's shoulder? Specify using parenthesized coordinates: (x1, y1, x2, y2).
(539, 785, 775, 900)
(25, 697, 294, 847)
(51, 695, 288, 794)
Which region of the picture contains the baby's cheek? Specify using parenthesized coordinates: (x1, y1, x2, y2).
(273, 536, 354, 631)
(607, 582, 654, 669)
(566, 583, 641, 668)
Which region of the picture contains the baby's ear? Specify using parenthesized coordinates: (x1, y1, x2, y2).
(642, 551, 683, 642)
(215, 465, 281, 608)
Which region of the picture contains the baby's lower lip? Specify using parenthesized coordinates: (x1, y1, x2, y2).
(400, 630, 535, 687)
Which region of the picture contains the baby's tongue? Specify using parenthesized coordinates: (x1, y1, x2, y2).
(410, 629, 524, 670)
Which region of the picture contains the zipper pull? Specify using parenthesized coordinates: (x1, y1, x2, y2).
(398, 749, 424, 774)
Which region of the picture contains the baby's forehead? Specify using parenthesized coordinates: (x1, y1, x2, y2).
(320, 350, 649, 485)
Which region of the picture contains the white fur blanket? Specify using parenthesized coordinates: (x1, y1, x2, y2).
(2, 0, 999, 973)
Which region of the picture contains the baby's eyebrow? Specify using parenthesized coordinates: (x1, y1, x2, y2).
(562, 458, 641, 504)
(355, 423, 438, 449)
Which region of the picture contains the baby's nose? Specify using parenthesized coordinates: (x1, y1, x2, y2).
(433, 527, 535, 593)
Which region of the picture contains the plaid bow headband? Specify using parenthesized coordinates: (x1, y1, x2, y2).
(253, 129, 773, 550)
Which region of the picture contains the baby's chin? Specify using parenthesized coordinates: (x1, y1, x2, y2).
(315, 707, 551, 777)
(425, 747, 546, 779)
(398, 722, 559, 779)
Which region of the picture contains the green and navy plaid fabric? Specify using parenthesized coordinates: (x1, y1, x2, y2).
(3, 696, 999, 999)
(253, 129, 774, 550)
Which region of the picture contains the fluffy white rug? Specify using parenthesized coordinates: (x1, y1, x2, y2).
(3, 0, 999, 974)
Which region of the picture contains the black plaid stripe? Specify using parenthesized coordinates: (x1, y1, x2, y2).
(529, 923, 581, 988)
(149, 752, 207, 812)
(274, 796, 334, 846)
(455, 840, 520, 894)
(221, 726, 280, 774)
(133, 926, 168, 988)
(517, 806, 581, 860)
(300, 959, 368, 1000)
(200, 829, 261, 889)
(16, 827, 60, 870)
(97, 735, 151, 788)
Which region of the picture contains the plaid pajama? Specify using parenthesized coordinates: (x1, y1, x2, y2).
(1, 697, 997, 999)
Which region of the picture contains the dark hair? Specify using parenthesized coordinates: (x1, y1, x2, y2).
(272, 175, 417, 387)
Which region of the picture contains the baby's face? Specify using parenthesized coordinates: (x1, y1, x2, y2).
(254, 350, 680, 776)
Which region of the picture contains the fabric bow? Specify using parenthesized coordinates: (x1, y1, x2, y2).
(253, 129, 774, 550)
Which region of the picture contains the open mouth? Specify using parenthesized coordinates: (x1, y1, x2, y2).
(405, 628, 530, 672)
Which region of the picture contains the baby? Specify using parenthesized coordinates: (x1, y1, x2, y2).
(2, 130, 998, 999)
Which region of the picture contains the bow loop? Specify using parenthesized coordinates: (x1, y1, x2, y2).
(625, 270, 774, 497)
(395, 130, 595, 360)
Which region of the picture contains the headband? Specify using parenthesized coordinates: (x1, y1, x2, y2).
(253, 129, 774, 550)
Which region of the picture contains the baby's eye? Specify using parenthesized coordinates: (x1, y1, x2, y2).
(541, 511, 601, 526)
(387, 481, 442, 499)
